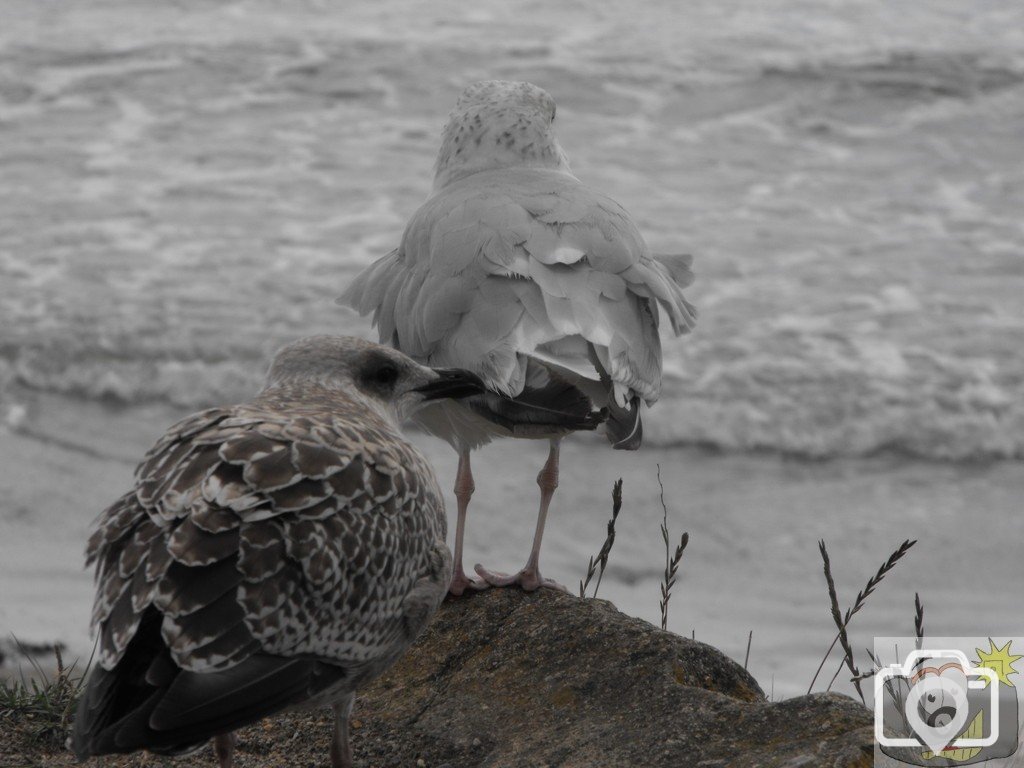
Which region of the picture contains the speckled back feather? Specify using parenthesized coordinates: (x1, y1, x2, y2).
(85, 387, 448, 677)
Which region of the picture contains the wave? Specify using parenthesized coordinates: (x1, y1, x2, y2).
(2, 1, 1023, 463)
(759, 51, 1024, 101)
(4, 337, 1022, 462)
(647, 350, 1023, 461)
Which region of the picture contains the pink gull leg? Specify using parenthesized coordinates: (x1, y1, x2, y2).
(476, 439, 567, 592)
(448, 449, 490, 596)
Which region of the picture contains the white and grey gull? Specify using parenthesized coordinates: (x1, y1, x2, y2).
(71, 335, 484, 767)
(342, 80, 696, 594)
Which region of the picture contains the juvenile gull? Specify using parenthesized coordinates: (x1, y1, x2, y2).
(342, 80, 696, 594)
(71, 335, 483, 768)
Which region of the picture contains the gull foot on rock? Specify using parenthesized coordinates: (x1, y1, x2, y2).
(449, 568, 491, 597)
(474, 563, 568, 593)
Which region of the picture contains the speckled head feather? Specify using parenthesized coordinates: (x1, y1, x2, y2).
(265, 334, 483, 426)
(72, 335, 478, 763)
(433, 80, 571, 190)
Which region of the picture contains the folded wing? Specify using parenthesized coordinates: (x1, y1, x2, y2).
(74, 406, 445, 757)
(342, 167, 696, 413)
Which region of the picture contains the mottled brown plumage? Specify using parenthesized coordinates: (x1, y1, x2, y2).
(72, 336, 483, 767)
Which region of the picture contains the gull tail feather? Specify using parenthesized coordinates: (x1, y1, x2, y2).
(467, 364, 606, 437)
(587, 344, 644, 450)
(72, 607, 346, 759)
(605, 395, 643, 450)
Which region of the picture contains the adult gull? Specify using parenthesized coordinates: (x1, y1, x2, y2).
(71, 336, 483, 768)
(342, 80, 696, 594)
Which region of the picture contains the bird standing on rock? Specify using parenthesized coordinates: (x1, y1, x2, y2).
(71, 336, 484, 768)
(342, 80, 696, 595)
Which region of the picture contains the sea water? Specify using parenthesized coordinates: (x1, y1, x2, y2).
(1, 0, 1022, 697)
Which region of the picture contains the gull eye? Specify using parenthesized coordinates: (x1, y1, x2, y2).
(373, 364, 399, 388)
(359, 353, 402, 394)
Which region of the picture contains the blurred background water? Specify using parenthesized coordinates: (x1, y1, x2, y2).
(1, 0, 1022, 698)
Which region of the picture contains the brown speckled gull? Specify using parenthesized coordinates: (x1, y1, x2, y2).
(71, 335, 483, 768)
(342, 80, 696, 594)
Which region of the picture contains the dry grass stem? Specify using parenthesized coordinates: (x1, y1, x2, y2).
(817, 541, 864, 703)
(914, 592, 925, 648)
(808, 538, 917, 703)
(656, 465, 689, 631)
(843, 539, 917, 626)
(579, 478, 623, 599)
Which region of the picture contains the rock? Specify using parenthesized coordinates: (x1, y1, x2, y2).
(352, 589, 873, 768)
(3, 589, 873, 767)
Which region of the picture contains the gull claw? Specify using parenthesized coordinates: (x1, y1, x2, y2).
(474, 563, 568, 593)
(448, 570, 491, 597)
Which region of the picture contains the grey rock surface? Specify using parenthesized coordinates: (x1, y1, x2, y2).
(4, 589, 874, 767)
(353, 589, 874, 767)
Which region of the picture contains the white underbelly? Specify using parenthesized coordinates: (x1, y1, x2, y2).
(410, 399, 512, 451)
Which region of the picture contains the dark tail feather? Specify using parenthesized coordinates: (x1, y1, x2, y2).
(586, 344, 643, 450)
(72, 607, 346, 758)
(605, 395, 643, 450)
(73, 608, 167, 759)
(468, 367, 606, 437)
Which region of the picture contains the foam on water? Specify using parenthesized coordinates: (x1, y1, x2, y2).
(1, 0, 1023, 459)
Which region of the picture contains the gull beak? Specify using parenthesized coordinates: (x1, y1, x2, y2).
(413, 368, 486, 401)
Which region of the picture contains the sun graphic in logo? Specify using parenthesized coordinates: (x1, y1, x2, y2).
(974, 639, 1022, 688)
(917, 641, 1021, 763)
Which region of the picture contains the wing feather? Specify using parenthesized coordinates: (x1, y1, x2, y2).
(86, 402, 448, 673)
(77, 398, 451, 757)
(341, 167, 696, 404)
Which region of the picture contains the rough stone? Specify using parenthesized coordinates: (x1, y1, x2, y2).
(2, 589, 873, 767)
(352, 589, 873, 768)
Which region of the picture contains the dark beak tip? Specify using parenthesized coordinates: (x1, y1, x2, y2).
(416, 368, 487, 400)
(464, 371, 486, 391)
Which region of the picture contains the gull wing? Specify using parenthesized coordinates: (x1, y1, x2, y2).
(74, 404, 447, 757)
(341, 167, 696, 406)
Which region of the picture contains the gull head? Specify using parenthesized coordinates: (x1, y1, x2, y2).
(264, 335, 485, 425)
(432, 80, 571, 190)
